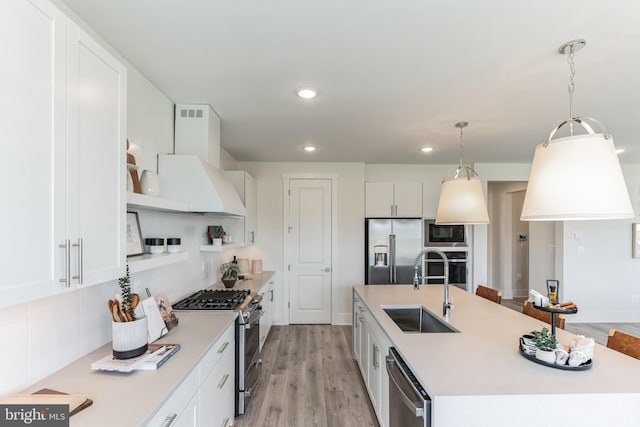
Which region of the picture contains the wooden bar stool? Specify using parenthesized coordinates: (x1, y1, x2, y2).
(522, 300, 565, 330)
(475, 285, 502, 304)
(607, 329, 640, 360)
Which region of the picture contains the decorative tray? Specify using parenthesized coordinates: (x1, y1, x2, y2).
(518, 344, 592, 371)
(532, 303, 578, 315)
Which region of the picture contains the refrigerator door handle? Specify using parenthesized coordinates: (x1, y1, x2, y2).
(389, 234, 396, 283)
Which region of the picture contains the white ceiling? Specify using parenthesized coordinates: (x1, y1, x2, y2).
(60, 0, 640, 164)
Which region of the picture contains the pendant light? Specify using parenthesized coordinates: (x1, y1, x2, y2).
(521, 39, 634, 221)
(435, 122, 490, 225)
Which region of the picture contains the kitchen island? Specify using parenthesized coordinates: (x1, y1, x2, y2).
(354, 284, 640, 427)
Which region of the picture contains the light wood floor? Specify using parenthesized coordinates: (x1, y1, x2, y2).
(502, 297, 640, 346)
(234, 325, 378, 427)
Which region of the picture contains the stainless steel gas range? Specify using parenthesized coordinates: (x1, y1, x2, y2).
(173, 288, 263, 416)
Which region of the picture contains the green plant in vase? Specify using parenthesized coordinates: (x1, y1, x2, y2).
(219, 262, 240, 288)
(531, 326, 558, 363)
(118, 265, 135, 321)
(532, 327, 557, 351)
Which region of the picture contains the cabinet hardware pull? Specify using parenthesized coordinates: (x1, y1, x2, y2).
(72, 238, 83, 284)
(373, 344, 379, 369)
(59, 240, 71, 287)
(217, 341, 229, 354)
(160, 413, 177, 427)
(251, 231, 255, 243)
(218, 373, 230, 389)
(270, 289, 274, 301)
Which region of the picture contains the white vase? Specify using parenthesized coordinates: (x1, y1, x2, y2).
(140, 170, 160, 196)
(535, 348, 556, 364)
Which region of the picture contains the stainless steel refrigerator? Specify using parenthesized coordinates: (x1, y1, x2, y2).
(365, 219, 422, 284)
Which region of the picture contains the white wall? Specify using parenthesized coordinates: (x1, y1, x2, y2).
(529, 221, 556, 297)
(560, 164, 640, 322)
(486, 181, 527, 298)
(511, 190, 528, 298)
(236, 162, 365, 325)
(474, 164, 531, 289)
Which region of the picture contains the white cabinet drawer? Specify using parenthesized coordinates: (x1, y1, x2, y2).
(200, 340, 235, 427)
(146, 367, 199, 426)
(199, 322, 235, 384)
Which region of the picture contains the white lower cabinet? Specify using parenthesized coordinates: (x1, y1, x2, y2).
(353, 293, 391, 427)
(199, 324, 235, 427)
(146, 367, 199, 427)
(259, 279, 275, 352)
(147, 322, 235, 426)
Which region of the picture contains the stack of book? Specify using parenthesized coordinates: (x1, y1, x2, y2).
(91, 343, 181, 372)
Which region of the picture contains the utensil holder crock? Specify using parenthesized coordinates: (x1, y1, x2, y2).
(112, 316, 148, 359)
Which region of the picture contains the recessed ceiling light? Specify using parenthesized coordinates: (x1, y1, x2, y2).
(297, 88, 318, 99)
(303, 145, 316, 152)
(420, 146, 433, 153)
(616, 148, 626, 154)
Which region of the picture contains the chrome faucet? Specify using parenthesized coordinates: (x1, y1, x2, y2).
(412, 247, 454, 318)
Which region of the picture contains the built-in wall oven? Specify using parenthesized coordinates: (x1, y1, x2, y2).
(425, 251, 468, 290)
(173, 289, 263, 416)
(386, 347, 431, 427)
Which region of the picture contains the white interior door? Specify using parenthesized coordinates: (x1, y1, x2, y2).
(288, 179, 332, 324)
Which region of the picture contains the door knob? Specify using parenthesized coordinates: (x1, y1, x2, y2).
(321, 267, 331, 272)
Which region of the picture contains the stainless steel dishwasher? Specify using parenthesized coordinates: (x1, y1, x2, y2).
(386, 347, 431, 427)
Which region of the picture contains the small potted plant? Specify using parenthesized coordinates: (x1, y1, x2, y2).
(532, 326, 558, 363)
(219, 262, 240, 288)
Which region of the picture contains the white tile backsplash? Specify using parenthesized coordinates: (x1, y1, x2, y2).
(28, 290, 83, 384)
(0, 304, 29, 396)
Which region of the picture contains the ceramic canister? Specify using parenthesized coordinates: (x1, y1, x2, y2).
(237, 258, 250, 275)
(251, 259, 263, 274)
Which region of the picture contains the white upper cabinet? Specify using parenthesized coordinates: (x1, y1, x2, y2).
(1, 0, 67, 307)
(225, 171, 257, 244)
(67, 21, 127, 288)
(0, 0, 126, 308)
(422, 177, 442, 219)
(365, 182, 422, 218)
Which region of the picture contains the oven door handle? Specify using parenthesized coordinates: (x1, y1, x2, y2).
(385, 356, 425, 418)
(245, 311, 264, 328)
(244, 358, 263, 397)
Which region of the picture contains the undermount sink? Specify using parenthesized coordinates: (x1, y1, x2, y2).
(382, 305, 459, 333)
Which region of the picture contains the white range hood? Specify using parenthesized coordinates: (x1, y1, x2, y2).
(157, 104, 246, 216)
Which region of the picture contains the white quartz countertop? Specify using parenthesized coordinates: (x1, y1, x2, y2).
(353, 284, 640, 397)
(210, 271, 275, 296)
(21, 311, 237, 427)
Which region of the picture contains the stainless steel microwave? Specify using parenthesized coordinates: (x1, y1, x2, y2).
(424, 219, 467, 247)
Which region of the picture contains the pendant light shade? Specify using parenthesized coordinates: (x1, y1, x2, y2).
(521, 40, 634, 221)
(521, 132, 633, 220)
(435, 122, 490, 225)
(436, 172, 490, 224)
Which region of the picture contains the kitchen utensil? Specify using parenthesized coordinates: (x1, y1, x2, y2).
(110, 300, 124, 322)
(108, 300, 117, 322)
(131, 293, 140, 310)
